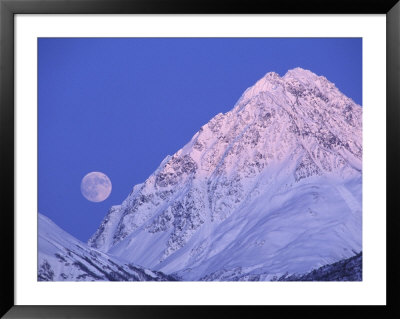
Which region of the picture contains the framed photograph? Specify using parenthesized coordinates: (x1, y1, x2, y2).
(1, 0, 399, 318)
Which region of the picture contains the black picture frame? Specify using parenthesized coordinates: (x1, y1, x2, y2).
(1, 0, 399, 318)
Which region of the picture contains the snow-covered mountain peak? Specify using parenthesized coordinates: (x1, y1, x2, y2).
(233, 67, 347, 116)
(284, 66, 316, 78)
(284, 67, 339, 92)
(88, 68, 362, 281)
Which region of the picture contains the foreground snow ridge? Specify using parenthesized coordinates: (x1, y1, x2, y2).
(38, 213, 176, 281)
(40, 67, 363, 281)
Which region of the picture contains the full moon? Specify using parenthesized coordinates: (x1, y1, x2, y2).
(81, 172, 112, 202)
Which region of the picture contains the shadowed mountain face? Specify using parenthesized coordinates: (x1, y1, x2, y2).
(86, 68, 362, 281)
(277, 252, 362, 282)
(199, 252, 362, 281)
(38, 213, 176, 281)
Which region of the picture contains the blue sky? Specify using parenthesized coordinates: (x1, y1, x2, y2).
(38, 38, 362, 242)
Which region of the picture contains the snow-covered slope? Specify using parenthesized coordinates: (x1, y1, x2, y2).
(38, 213, 176, 281)
(88, 67, 362, 281)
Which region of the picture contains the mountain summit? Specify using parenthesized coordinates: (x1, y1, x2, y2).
(88, 68, 362, 280)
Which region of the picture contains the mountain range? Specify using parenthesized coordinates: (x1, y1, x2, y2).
(39, 67, 362, 281)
